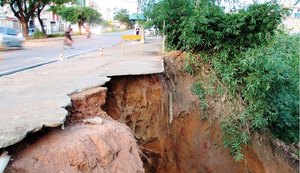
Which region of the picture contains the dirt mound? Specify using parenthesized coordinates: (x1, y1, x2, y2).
(6, 116, 144, 173)
(5, 87, 144, 173)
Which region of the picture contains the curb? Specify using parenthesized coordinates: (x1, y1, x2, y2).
(24, 30, 133, 43)
(0, 42, 122, 77)
(24, 35, 86, 43)
(0, 60, 57, 77)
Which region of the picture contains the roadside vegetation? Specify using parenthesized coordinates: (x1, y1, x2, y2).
(1, 1, 133, 40)
(144, 0, 299, 161)
(114, 9, 134, 28)
(52, 6, 102, 33)
(0, 0, 74, 38)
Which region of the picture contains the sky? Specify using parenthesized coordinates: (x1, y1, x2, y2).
(93, 0, 299, 20)
(97, 0, 137, 13)
(94, 0, 137, 20)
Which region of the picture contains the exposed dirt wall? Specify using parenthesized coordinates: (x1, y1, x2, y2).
(104, 55, 298, 173)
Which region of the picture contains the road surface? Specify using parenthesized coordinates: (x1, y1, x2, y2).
(0, 30, 132, 73)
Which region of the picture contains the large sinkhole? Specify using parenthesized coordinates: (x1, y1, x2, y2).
(101, 57, 298, 173)
(5, 57, 297, 173)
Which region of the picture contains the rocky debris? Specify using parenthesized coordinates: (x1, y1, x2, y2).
(83, 117, 104, 125)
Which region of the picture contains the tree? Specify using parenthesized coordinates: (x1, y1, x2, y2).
(114, 8, 131, 26)
(0, 0, 41, 38)
(36, 0, 74, 36)
(56, 6, 102, 33)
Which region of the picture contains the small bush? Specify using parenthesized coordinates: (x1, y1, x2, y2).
(32, 29, 46, 39)
(47, 33, 65, 38)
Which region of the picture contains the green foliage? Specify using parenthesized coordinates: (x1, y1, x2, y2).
(47, 33, 65, 38)
(221, 114, 250, 161)
(0, 0, 74, 37)
(32, 29, 47, 39)
(114, 9, 132, 26)
(192, 82, 208, 109)
(184, 52, 196, 75)
(1, 0, 40, 37)
(145, 0, 299, 160)
(56, 6, 102, 25)
(144, 0, 194, 50)
(220, 33, 299, 160)
(182, 2, 288, 53)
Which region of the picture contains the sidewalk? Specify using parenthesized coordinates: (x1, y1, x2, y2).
(0, 38, 164, 148)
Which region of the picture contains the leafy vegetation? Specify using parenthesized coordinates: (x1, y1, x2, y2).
(192, 82, 208, 110)
(0, 0, 74, 37)
(37, 0, 74, 36)
(144, 0, 299, 160)
(32, 29, 47, 39)
(55, 6, 102, 33)
(114, 9, 133, 27)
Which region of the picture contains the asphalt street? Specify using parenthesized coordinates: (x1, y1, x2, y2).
(0, 38, 163, 148)
(0, 30, 132, 73)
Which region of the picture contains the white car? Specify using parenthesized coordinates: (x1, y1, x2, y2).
(0, 26, 24, 50)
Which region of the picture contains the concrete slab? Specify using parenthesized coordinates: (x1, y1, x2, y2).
(0, 38, 164, 148)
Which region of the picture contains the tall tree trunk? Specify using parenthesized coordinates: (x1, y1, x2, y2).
(37, 6, 47, 37)
(78, 21, 84, 34)
(21, 19, 29, 38)
(9, 0, 41, 39)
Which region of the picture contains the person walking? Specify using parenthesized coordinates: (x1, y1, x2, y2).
(135, 26, 140, 35)
(64, 25, 73, 48)
(85, 24, 91, 38)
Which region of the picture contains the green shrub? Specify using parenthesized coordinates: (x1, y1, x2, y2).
(32, 29, 46, 39)
(220, 33, 299, 160)
(191, 82, 208, 109)
(47, 33, 65, 38)
(145, 0, 298, 161)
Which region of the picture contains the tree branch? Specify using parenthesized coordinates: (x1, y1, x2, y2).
(9, 0, 21, 20)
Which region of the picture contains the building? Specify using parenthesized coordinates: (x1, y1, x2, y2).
(0, 5, 21, 31)
(76, 0, 86, 6)
(32, 7, 64, 34)
(283, 2, 300, 33)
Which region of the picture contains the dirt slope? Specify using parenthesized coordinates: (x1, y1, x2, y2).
(5, 87, 144, 173)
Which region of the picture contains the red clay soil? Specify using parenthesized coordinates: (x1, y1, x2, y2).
(5, 87, 144, 173)
(6, 118, 144, 173)
(103, 52, 298, 173)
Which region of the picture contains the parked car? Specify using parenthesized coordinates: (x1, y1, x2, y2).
(0, 26, 24, 50)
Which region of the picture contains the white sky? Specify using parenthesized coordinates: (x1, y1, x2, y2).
(94, 0, 137, 20)
(96, 0, 299, 20)
(97, 0, 137, 13)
